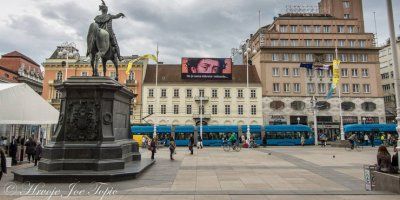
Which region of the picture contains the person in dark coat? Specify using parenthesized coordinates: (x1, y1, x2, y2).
(188, 134, 194, 155)
(150, 137, 157, 160)
(9, 137, 17, 166)
(377, 146, 392, 173)
(392, 145, 399, 173)
(369, 133, 375, 147)
(0, 148, 7, 180)
(34, 142, 43, 166)
(169, 135, 176, 160)
(19, 136, 25, 162)
(25, 137, 36, 163)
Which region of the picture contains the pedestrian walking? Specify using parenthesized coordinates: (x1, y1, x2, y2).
(0, 148, 6, 180)
(142, 136, 147, 148)
(169, 135, 176, 160)
(262, 134, 267, 147)
(320, 133, 327, 147)
(300, 135, 305, 146)
(188, 134, 194, 155)
(380, 134, 386, 146)
(25, 137, 36, 163)
(9, 137, 17, 166)
(364, 134, 369, 146)
(34, 142, 43, 166)
(197, 135, 203, 149)
(150, 137, 157, 160)
(370, 133, 375, 147)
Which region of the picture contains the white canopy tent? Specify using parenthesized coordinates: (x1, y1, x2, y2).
(0, 83, 59, 124)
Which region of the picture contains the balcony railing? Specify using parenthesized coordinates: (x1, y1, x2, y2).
(126, 79, 138, 86)
(194, 96, 209, 102)
(192, 114, 211, 119)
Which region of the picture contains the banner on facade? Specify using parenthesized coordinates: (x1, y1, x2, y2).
(326, 59, 340, 99)
(181, 58, 232, 79)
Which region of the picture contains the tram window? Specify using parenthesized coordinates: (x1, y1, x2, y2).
(252, 133, 261, 140)
(175, 132, 190, 140)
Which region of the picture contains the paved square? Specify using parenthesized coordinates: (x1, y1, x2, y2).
(0, 146, 398, 200)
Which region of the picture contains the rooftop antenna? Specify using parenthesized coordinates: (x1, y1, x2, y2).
(258, 10, 261, 29)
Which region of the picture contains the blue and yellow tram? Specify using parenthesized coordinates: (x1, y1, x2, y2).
(131, 124, 315, 146)
(344, 124, 397, 145)
(265, 125, 314, 146)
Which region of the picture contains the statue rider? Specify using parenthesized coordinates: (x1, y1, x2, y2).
(95, 0, 125, 61)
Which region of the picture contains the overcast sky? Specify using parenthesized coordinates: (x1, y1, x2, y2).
(0, 0, 399, 66)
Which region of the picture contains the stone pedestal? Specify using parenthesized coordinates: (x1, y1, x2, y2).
(13, 77, 154, 182)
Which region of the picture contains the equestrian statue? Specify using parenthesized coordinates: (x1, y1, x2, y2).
(87, 0, 125, 81)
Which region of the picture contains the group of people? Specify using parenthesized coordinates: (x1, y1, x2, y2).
(7, 136, 43, 166)
(376, 145, 398, 174)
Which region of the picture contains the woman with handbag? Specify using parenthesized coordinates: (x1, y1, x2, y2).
(169, 135, 176, 160)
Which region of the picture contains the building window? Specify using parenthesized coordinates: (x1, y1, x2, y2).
(81, 71, 88, 76)
(56, 71, 63, 80)
(363, 84, 371, 93)
(337, 26, 345, 33)
(280, 39, 288, 46)
(238, 105, 243, 115)
(341, 102, 355, 111)
(362, 69, 369, 77)
(272, 68, 279, 76)
(284, 83, 290, 92)
(250, 89, 256, 98)
(174, 105, 179, 114)
(237, 89, 243, 98)
(279, 25, 287, 32)
(270, 101, 285, 110)
(128, 71, 135, 80)
(303, 25, 310, 32)
(359, 40, 366, 47)
(199, 105, 205, 114)
(186, 89, 192, 98)
(317, 70, 324, 77)
(161, 105, 166, 114)
(350, 69, 357, 77)
(283, 68, 289, 76)
(198, 89, 204, 97)
(283, 53, 289, 61)
(173, 89, 179, 98)
(325, 40, 333, 46)
(187, 105, 192, 114)
(212, 105, 217, 115)
(353, 84, 360, 93)
(314, 26, 321, 33)
(340, 54, 347, 62)
(307, 83, 315, 93)
(306, 54, 313, 62)
(342, 84, 350, 93)
(361, 102, 376, 111)
(251, 105, 257, 115)
(293, 68, 299, 76)
(273, 83, 280, 92)
(211, 89, 218, 98)
(290, 25, 297, 33)
(349, 40, 356, 47)
(341, 68, 348, 77)
(360, 54, 368, 62)
(272, 54, 279, 61)
(349, 54, 357, 62)
(148, 105, 154, 115)
(344, 14, 350, 19)
(328, 69, 333, 77)
(343, 1, 350, 8)
(338, 40, 345, 47)
(110, 72, 116, 79)
(326, 54, 334, 62)
(294, 83, 301, 93)
(291, 40, 298, 47)
(225, 105, 231, 115)
(224, 89, 230, 98)
(161, 89, 167, 98)
(348, 26, 355, 33)
(291, 101, 305, 110)
(323, 25, 331, 33)
(315, 40, 321, 46)
(318, 83, 326, 93)
(305, 39, 312, 47)
(55, 90, 61, 99)
(292, 54, 300, 61)
(148, 89, 154, 97)
(271, 40, 278, 46)
(307, 69, 314, 77)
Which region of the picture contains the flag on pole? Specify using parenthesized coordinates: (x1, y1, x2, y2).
(326, 59, 340, 99)
(126, 54, 158, 75)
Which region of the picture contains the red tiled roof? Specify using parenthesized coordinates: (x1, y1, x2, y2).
(2, 51, 40, 67)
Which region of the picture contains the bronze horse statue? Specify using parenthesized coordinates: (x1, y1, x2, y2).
(86, 0, 125, 81)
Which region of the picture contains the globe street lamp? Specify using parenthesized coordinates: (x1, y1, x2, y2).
(297, 117, 300, 125)
(362, 117, 366, 124)
(244, 46, 257, 140)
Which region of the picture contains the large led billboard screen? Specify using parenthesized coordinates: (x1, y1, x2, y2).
(181, 58, 232, 79)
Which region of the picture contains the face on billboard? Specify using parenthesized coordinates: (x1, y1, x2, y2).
(181, 58, 232, 79)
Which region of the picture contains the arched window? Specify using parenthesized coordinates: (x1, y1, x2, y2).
(270, 101, 285, 110)
(56, 71, 63, 80)
(341, 102, 355, 111)
(291, 101, 305, 111)
(316, 101, 330, 110)
(361, 102, 376, 111)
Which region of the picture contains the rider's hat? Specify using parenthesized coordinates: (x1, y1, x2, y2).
(99, 0, 108, 11)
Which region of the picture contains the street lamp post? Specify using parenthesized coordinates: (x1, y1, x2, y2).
(310, 96, 319, 146)
(244, 47, 257, 140)
(386, 0, 400, 170)
(153, 45, 159, 138)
